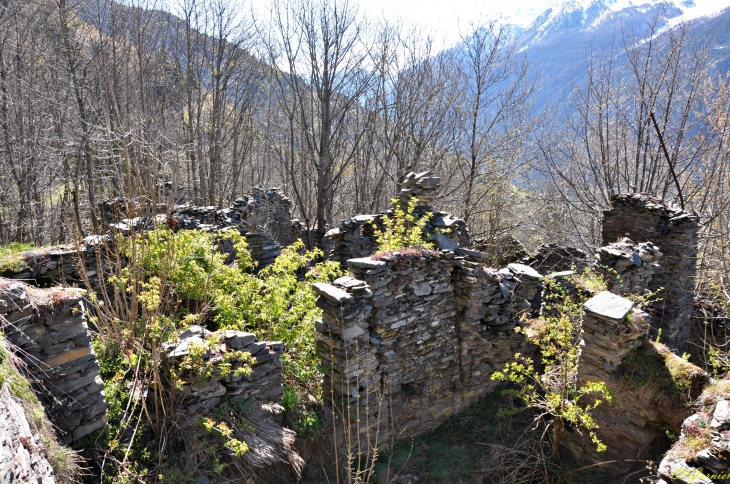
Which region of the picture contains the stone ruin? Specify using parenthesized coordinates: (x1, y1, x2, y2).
(602, 193, 699, 353)
(0, 172, 718, 481)
(325, 171, 471, 264)
(101, 186, 304, 270)
(161, 325, 285, 427)
(313, 176, 712, 481)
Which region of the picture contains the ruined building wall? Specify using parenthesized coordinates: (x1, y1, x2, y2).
(161, 326, 285, 427)
(602, 193, 699, 352)
(0, 280, 107, 444)
(325, 172, 471, 265)
(313, 253, 540, 443)
(568, 291, 707, 476)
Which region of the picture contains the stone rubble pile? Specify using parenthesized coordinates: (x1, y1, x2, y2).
(233, 187, 301, 246)
(472, 234, 529, 267)
(657, 396, 730, 484)
(161, 326, 284, 427)
(593, 238, 662, 295)
(325, 171, 470, 265)
(602, 193, 699, 353)
(0, 281, 107, 444)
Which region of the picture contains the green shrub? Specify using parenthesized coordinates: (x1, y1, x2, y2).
(372, 197, 434, 252)
(86, 226, 342, 482)
(492, 276, 613, 460)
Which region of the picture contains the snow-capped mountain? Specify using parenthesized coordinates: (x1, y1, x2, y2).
(494, 0, 730, 109)
(516, 0, 730, 49)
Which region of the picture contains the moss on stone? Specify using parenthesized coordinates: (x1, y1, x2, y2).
(0, 253, 32, 275)
(617, 340, 707, 405)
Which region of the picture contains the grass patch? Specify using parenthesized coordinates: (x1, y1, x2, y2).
(367, 389, 551, 484)
(0, 335, 80, 482)
(0, 242, 36, 258)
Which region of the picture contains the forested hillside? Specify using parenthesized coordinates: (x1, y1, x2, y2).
(1, 0, 725, 261)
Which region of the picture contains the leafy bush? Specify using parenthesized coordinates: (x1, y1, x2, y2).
(492, 276, 613, 460)
(372, 197, 434, 252)
(86, 226, 342, 481)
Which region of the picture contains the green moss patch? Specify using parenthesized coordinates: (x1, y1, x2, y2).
(617, 341, 708, 405)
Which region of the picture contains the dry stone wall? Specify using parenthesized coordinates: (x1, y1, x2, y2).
(602, 193, 699, 353)
(593, 238, 663, 295)
(325, 172, 471, 265)
(567, 291, 708, 477)
(0, 280, 107, 444)
(313, 252, 542, 445)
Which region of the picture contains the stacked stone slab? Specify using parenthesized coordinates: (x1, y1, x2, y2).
(0, 235, 111, 295)
(313, 251, 547, 448)
(0, 383, 57, 483)
(602, 193, 699, 353)
(593, 239, 663, 295)
(0, 280, 107, 444)
(452, 262, 539, 401)
(106, 187, 302, 249)
(348, 253, 463, 438)
(312, 276, 385, 444)
(161, 326, 284, 427)
(577, 291, 646, 383)
(235, 187, 301, 247)
(472, 234, 529, 267)
(325, 172, 471, 265)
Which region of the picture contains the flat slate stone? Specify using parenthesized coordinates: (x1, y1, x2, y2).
(583, 291, 634, 321)
(434, 233, 458, 252)
(312, 283, 353, 304)
(347, 257, 386, 269)
(547, 270, 575, 279)
(508, 263, 542, 280)
(712, 400, 730, 429)
(456, 248, 489, 261)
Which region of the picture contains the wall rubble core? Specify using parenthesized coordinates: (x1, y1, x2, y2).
(0, 280, 107, 444)
(160, 325, 285, 427)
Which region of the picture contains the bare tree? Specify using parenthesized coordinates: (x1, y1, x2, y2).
(263, 0, 373, 248)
